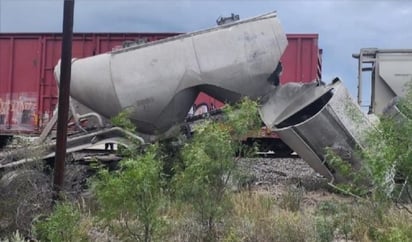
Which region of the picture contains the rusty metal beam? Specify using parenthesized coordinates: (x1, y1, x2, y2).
(53, 0, 75, 201)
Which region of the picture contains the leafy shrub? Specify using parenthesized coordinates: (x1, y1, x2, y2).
(110, 109, 136, 133)
(324, 82, 412, 204)
(362, 83, 412, 201)
(315, 216, 335, 242)
(315, 201, 354, 241)
(93, 144, 165, 242)
(172, 98, 261, 240)
(34, 202, 87, 242)
(173, 120, 235, 240)
(347, 201, 412, 241)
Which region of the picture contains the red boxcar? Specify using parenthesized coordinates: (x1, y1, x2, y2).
(0, 33, 177, 137)
(0, 33, 321, 140)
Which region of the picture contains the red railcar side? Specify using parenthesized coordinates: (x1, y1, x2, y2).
(0, 33, 178, 135)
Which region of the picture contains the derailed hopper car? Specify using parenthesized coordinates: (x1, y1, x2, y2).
(0, 26, 321, 148)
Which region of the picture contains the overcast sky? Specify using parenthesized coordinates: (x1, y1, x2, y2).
(1, 0, 411, 101)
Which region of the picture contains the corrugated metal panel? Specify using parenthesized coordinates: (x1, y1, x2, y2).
(280, 34, 320, 84)
(0, 33, 178, 134)
(0, 36, 42, 133)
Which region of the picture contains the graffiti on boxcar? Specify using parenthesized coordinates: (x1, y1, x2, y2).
(0, 93, 37, 131)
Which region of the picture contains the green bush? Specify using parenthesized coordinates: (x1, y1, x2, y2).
(173, 120, 235, 240)
(34, 202, 87, 242)
(325, 82, 412, 203)
(315, 201, 354, 241)
(173, 98, 261, 240)
(93, 144, 165, 242)
(110, 109, 136, 133)
(362, 83, 412, 201)
(315, 216, 335, 242)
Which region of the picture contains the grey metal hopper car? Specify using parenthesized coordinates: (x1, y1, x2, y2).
(54, 12, 287, 140)
(353, 48, 412, 115)
(260, 79, 374, 183)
